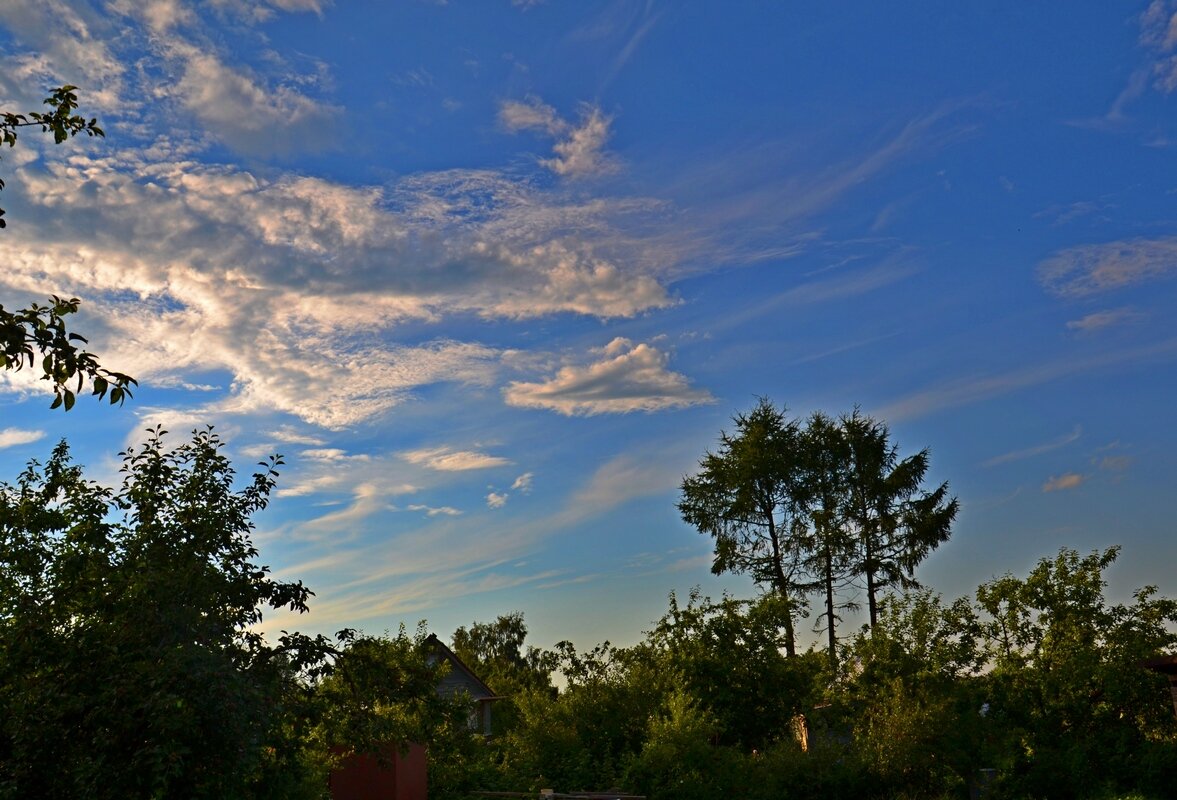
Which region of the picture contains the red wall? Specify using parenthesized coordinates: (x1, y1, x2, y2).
(329, 743, 427, 800)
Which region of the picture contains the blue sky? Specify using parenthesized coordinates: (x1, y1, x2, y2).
(1, 0, 1176, 652)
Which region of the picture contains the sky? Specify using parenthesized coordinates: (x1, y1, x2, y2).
(1, 0, 1176, 654)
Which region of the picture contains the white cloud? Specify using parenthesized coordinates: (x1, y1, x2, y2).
(503, 337, 713, 415)
(500, 96, 564, 135)
(486, 491, 508, 509)
(1038, 238, 1177, 297)
(0, 427, 45, 449)
(542, 106, 616, 178)
(511, 472, 534, 492)
(501, 97, 617, 178)
(276, 474, 346, 498)
(1042, 472, 1085, 493)
(266, 0, 330, 13)
(203, 0, 330, 24)
(300, 448, 371, 463)
(1, 0, 339, 154)
(401, 446, 511, 471)
(108, 0, 194, 32)
(297, 480, 416, 531)
(407, 504, 462, 517)
(150, 376, 221, 392)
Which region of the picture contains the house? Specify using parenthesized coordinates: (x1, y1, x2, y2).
(329, 634, 499, 800)
(425, 632, 500, 736)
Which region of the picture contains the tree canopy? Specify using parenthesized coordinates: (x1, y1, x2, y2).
(0, 428, 331, 799)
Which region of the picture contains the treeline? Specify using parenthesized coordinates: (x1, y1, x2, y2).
(433, 554, 1177, 800)
(425, 400, 1177, 799)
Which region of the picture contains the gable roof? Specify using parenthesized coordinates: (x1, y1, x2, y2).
(424, 633, 500, 701)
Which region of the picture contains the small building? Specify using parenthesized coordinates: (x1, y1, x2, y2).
(329, 634, 499, 800)
(328, 743, 427, 800)
(425, 633, 500, 736)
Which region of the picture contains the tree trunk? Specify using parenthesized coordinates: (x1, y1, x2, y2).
(780, 589, 797, 658)
(824, 542, 837, 667)
(866, 532, 878, 629)
(867, 567, 878, 629)
(766, 511, 797, 657)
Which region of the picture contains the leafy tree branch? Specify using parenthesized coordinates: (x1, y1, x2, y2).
(0, 86, 134, 409)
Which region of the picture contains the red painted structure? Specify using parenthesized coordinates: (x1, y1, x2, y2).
(329, 743, 427, 800)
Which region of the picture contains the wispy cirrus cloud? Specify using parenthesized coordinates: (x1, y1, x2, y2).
(262, 560, 563, 635)
(1038, 237, 1177, 297)
(162, 43, 342, 155)
(262, 439, 698, 635)
(269, 426, 327, 446)
(569, 450, 684, 512)
(983, 426, 1082, 467)
(880, 338, 1177, 421)
(716, 258, 919, 334)
(503, 337, 713, 415)
(1066, 307, 1147, 332)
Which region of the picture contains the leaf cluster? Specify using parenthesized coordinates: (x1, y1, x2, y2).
(1, 85, 104, 228)
(0, 86, 134, 410)
(0, 296, 136, 409)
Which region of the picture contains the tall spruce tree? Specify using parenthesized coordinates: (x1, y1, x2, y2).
(799, 411, 857, 665)
(678, 400, 809, 656)
(840, 408, 958, 629)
